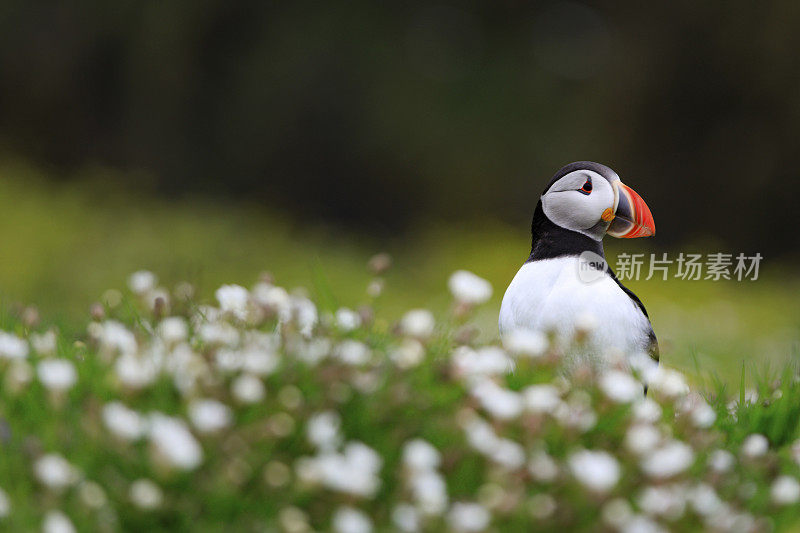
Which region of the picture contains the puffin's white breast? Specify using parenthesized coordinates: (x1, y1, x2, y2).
(499, 257, 651, 358)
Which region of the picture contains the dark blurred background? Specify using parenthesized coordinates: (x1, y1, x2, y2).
(1, 1, 798, 254)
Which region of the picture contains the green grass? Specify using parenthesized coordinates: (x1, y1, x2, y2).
(0, 272, 798, 531)
(0, 160, 799, 529)
(0, 160, 796, 385)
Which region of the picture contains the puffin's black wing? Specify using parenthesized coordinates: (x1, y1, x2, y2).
(606, 267, 659, 362)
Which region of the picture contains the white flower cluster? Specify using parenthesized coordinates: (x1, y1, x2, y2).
(1, 268, 799, 531)
(298, 411, 382, 499)
(101, 402, 204, 470)
(401, 439, 448, 520)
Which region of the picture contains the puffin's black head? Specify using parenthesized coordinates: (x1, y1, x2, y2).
(538, 161, 655, 241)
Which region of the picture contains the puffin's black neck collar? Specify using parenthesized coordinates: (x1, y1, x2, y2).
(527, 200, 605, 262)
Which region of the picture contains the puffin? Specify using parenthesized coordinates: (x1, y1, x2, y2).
(499, 161, 658, 364)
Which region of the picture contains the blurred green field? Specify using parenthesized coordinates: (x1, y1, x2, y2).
(0, 160, 797, 385)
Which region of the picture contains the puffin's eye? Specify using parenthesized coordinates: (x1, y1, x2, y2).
(578, 177, 592, 195)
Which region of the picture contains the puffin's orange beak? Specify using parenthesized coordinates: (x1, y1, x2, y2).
(607, 181, 655, 238)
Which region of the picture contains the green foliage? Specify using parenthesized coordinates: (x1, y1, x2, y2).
(0, 271, 799, 531)
(1, 2, 799, 257)
(711, 364, 800, 448)
(0, 164, 796, 387)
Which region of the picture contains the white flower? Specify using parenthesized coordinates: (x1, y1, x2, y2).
(637, 485, 686, 520)
(0, 332, 29, 359)
(34, 454, 77, 490)
(130, 479, 163, 510)
(451, 346, 513, 379)
(629, 351, 659, 380)
(188, 399, 233, 434)
(6, 360, 33, 387)
(198, 322, 240, 347)
(307, 411, 342, 451)
(448, 271, 492, 305)
(78, 481, 107, 509)
(463, 418, 499, 455)
(344, 442, 383, 475)
(568, 449, 620, 493)
(741, 434, 769, 458)
(470, 380, 523, 421)
(129, 271, 157, 295)
(158, 317, 188, 344)
(215, 348, 244, 373)
(688, 483, 722, 516)
(252, 284, 291, 318)
(390, 339, 425, 369)
(102, 402, 147, 441)
(707, 449, 734, 473)
(115, 354, 158, 389)
(625, 424, 661, 456)
(42, 510, 76, 533)
(334, 340, 371, 366)
(620, 515, 667, 533)
(633, 398, 662, 423)
(490, 439, 526, 470)
(168, 346, 206, 394)
(311, 446, 382, 498)
(366, 279, 384, 298)
(335, 308, 362, 332)
(648, 367, 689, 398)
(403, 439, 441, 472)
(771, 475, 800, 505)
(392, 504, 421, 532)
(677, 392, 717, 429)
(447, 502, 490, 532)
(744, 388, 759, 404)
(333, 507, 372, 533)
(31, 330, 58, 356)
(554, 401, 597, 432)
(290, 337, 331, 366)
(148, 413, 203, 470)
(400, 309, 435, 339)
(523, 384, 562, 414)
(528, 450, 559, 482)
(214, 284, 248, 319)
(231, 374, 266, 404)
(706, 510, 755, 532)
(502, 328, 548, 358)
(241, 349, 279, 376)
(0, 486, 10, 518)
(640, 440, 694, 479)
(602, 498, 633, 529)
(193, 304, 221, 324)
(37, 359, 77, 392)
(244, 330, 281, 351)
(410, 471, 448, 515)
(690, 401, 716, 428)
(99, 320, 138, 356)
(291, 296, 318, 337)
(600, 370, 642, 403)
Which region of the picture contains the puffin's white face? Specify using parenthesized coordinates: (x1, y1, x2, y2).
(541, 170, 617, 240)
